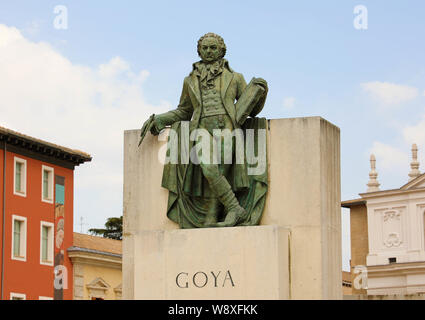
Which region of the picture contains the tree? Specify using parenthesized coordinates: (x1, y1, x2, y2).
(89, 216, 122, 240)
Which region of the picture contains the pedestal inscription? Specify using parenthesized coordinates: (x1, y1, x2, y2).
(175, 271, 235, 289)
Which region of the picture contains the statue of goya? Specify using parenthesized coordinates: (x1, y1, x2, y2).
(139, 33, 268, 228)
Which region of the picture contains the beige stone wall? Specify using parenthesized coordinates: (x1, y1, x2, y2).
(343, 284, 353, 296)
(342, 271, 352, 295)
(349, 204, 368, 295)
(82, 265, 122, 300)
(70, 253, 122, 300)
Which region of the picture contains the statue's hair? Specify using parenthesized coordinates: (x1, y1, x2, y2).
(197, 33, 226, 59)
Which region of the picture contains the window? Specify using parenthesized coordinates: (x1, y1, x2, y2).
(13, 221, 21, 255)
(10, 292, 26, 300)
(11, 215, 27, 261)
(13, 157, 27, 197)
(40, 221, 54, 266)
(41, 165, 54, 203)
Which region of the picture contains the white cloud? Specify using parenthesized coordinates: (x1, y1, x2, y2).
(403, 118, 425, 147)
(368, 139, 425, 190)
(361, 81, 418, 105)
(367, 111, 425, 190)
(283, 96, 295, 110)
(0, 24, 170, 230)
(369, 141, 409, 171)
(0, 25, 22, 46)
(403, 114, 425, 167)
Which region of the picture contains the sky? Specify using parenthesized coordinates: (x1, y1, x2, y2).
(1, 1, 425, 272)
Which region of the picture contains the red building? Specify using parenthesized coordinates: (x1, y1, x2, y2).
(0, 126, 91, 300)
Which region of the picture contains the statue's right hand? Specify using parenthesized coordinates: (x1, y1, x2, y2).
(140, 115, 153, 134)
(149, 116, 165, 136)
(138, 114, 156, 147)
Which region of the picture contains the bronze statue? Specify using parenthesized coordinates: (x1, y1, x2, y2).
(140, 33, 268, 228)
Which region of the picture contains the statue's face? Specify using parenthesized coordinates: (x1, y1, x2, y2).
(199, 37, 222, 62)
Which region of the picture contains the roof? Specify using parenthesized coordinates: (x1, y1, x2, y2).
(344, 173, 425, 205)
(0, 125, 91, 168)
(72, 232, 122, 256)
(341, 198, 366, 208)
(400, 172, 425, 190)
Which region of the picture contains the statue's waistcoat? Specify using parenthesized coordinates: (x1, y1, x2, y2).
(200, 77, 227, 118)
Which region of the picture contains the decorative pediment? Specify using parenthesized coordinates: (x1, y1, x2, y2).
(400, 173, 425, 190)
(86, 277, 110, 291)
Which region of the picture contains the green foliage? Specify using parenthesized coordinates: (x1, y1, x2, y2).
(89, 216, 122, 240)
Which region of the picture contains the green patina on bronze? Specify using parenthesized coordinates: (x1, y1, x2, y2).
(139, 33, 268, 228)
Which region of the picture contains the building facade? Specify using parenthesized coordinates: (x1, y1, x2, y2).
(0, 126, 91, 300)
(343, 145, 425, 295)
(68, 233, 122, 300)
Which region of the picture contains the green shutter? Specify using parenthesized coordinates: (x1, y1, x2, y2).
(43, 170, 49, 199)
(42, 226, 49, 261)
(15, 163, 22, 192)
(13, 220, 21, 256)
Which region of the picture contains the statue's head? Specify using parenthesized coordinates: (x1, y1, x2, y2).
(197, 33, 226, 63)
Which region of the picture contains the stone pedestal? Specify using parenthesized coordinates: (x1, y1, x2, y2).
(128, 226, 290, 299)
(123, 117, 341, 300)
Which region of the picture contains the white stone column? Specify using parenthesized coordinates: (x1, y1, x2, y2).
(261, 117, 341, 299)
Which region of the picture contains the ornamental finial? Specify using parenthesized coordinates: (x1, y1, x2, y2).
(408, 144, 420, 181)
(367, 154, 380, 192)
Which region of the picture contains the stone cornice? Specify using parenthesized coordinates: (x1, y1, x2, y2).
(367, 261, 425, 277)
(359, 186, 425, 200)
(68, 248, 122, 270)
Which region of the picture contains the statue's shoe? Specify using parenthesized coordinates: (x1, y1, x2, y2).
(215, 206, 246, 227)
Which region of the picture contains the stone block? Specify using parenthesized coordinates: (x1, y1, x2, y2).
(126, 225, 289, 300)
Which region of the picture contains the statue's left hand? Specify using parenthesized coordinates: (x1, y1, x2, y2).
(253, 77, 268, 90)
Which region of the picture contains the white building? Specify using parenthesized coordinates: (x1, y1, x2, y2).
(343, 144, 425, 295)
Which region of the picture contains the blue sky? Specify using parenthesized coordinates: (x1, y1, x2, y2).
(1, 1, 425, 271)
